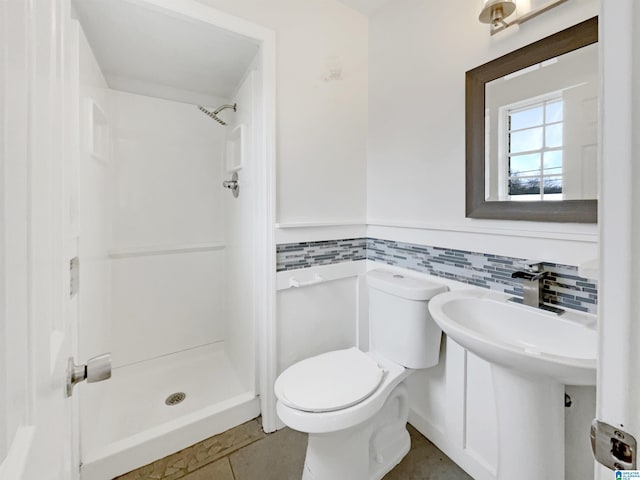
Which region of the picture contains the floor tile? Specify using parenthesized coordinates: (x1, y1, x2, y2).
(117, 420, 472, 480)
(181, 458, 234, 480)
(383, 425, 473, 480)
(184, 419, 266, 473)
(116, 419, 265, 480)
(115, 457, 170, 480)
(229, 427, 307, 480)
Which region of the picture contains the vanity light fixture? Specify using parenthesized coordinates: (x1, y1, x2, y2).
(479, 0, 516, 30)
(479, 0, 569, 35)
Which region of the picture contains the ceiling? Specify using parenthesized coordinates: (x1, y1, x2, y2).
(73, 0, 260, 104)
(337, 0, 395, 16)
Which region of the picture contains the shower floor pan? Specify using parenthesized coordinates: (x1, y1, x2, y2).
(80, 343, 259, 480)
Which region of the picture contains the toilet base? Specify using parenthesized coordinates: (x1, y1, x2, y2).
(301, 382, 410, 480)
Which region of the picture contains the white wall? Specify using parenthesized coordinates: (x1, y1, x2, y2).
(77, 25, 114, 467)
(367, 0, 599, 264)
(110, 90, 227, 250)
(277, 277, 358, 375)
(109, 90, 229, 367)
(194, 0, 369, 225)
(78, 28, 113, 363)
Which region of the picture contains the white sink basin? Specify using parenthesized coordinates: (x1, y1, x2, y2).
(428, 288, 598, 480)
(428, 288, 597, 385)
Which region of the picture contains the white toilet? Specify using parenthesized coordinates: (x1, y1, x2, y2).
(274, 269, 448, 480)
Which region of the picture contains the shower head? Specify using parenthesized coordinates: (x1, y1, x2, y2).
(197, 103, 237, 126)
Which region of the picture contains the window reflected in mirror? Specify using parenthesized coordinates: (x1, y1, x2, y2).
(484, 43, 598, 202)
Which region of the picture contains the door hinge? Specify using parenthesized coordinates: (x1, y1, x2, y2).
(591, 419, 637, 470)
(70, 256, 79, 297)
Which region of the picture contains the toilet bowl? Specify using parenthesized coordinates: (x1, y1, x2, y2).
(274, 269, 447, 480)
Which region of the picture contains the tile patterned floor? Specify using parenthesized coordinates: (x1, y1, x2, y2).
(116, 418, 472, 480)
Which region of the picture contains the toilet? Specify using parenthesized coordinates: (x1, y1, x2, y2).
(274, 269, 448, 480)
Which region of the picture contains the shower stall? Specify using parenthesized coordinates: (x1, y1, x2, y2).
(70, 1, 275, 478)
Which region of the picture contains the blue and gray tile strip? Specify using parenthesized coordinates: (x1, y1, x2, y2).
(276, 237, 598, 315)
(276, 238, 367, 271)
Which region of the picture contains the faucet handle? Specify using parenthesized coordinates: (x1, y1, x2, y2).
(525, 262, 545, 272)
(511, 263, 548, 281)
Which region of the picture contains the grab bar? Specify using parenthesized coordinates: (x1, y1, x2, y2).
(289, 273, 324, 288)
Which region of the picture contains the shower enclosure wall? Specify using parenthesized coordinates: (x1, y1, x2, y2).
(72, 3, 264, 478)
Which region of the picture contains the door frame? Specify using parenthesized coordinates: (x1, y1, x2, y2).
(596, 0, 640, 477)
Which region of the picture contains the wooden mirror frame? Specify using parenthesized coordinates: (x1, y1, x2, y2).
(465, 16, 598, 223)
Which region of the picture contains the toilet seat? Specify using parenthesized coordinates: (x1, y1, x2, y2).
(275, 350, 410, 434)
(275, 348, 385, 413)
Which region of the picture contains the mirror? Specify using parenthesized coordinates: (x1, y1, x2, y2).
(466, 17, 598, 222)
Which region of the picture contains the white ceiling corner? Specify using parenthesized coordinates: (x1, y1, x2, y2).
(73, 0, 259, 104)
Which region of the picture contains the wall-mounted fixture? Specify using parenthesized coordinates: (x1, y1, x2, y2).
(197, 103, 237, 126)
(510, 263, 565, 314)
(222, 171, 239, 198)
(479, 0, 569, 35)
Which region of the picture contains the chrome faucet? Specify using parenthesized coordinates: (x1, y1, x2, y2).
(510, 263, 564, 314)
(511, 262, 547, 308)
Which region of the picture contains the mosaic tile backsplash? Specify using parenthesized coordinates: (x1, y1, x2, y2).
(276, 237, 598, 315)
(276, 238, 367, 271)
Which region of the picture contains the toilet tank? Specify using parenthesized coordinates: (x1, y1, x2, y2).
(367, 269, 448, 369)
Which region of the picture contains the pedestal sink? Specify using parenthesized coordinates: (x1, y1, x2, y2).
(428, 289, 597, 480)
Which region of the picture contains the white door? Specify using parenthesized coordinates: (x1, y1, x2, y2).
(0, 0, 80, 478)
(595, 0, 640, 478)
(562, 83, 598, 200)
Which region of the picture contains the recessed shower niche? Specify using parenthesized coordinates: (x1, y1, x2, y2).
(226, 123, 245, 172)
(85, 98, 109, 161)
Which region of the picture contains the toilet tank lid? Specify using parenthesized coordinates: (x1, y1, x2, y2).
(366, 269, 448, 300)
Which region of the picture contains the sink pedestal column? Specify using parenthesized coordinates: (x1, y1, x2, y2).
(491, 365, 565, 480)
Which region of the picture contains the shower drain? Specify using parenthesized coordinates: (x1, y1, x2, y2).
(165, 392, 186, 406)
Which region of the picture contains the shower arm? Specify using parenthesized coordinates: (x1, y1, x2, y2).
(214, 104, 236, 115)
(197, 103, 237, 126)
